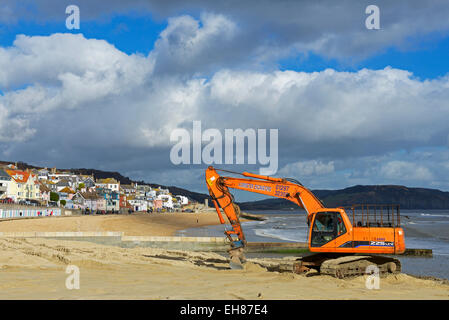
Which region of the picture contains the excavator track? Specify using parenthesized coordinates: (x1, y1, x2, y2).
(294, 253, 401, 278)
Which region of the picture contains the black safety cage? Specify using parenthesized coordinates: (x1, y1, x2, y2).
(342, 204, 401, 228)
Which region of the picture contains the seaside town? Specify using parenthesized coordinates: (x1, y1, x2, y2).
(1, 1, 449, 306)
(0, 163, 190, 214)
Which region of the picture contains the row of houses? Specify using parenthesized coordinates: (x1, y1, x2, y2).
(0, 164, 190, 212)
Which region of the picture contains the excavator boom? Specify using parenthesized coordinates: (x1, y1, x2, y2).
(206, 167, 324, 223)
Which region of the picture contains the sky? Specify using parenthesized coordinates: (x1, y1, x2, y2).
(1, 1, 449, 201)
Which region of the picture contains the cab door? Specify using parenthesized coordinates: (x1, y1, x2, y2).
(310, 211, 337, 249)
(310, 211, 348, 251)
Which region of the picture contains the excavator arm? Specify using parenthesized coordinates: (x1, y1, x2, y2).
(205, 166, 325, 268)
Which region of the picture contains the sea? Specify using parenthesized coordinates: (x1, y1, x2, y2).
(177, 209, 449, 280)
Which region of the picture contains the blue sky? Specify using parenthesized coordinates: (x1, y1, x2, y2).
(279, 39, 449, 80)
(1, 1, 449, 199)
(0, 14, 167, 55)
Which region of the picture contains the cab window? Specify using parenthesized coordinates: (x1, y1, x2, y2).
(337, 214, 346, 235)
(313, 213, 334, 232)
(311, 212, 346, 247)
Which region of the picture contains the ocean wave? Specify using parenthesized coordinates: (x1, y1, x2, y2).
(253, 228, 307, 242)
(420, 213, 449, 218)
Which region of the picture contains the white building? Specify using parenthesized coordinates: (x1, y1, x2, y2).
(37, 168, 50, 181)
(157, 187, 170, 195)
(96, 178, 120, 192)
(157, 194, 174, 209)
(175, 195, 189, 206)
(128, 197, 148, 212)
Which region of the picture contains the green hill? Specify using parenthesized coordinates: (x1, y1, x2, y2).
(238, 185, 449, 210)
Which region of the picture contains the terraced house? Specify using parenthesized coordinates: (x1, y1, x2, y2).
(4, 169, 40, 202)
(95, 178, 120, 192)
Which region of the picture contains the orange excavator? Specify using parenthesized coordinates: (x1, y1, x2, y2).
(205, 166, 405, 277)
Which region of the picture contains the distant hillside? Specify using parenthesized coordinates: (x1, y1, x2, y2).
(238, 185, 449, 210)
(3, 160, 449, 209)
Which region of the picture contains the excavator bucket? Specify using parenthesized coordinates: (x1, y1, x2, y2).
(228, 247, 246, 269)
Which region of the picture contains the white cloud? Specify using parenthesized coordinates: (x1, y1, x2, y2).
(0, 33, 153, 94)
(0, 103, 35, 142)
(380, 160, 434, 181)
(151, 13, 237, 74)
(206, 67, 449, 146)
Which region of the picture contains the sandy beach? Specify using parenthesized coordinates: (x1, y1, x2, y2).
(0, 213, 448, 300)
(0, 212, 221, 236)
(0, 237, 447, 299)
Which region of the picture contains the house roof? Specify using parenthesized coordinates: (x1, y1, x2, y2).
(5, 170, 30, 183)
(59, 186, 75, 194)
(97, 178, 119, 184)
(56, 179, 70, 186)
(39, 183, 51, 193)
(79, 191, 101, 200)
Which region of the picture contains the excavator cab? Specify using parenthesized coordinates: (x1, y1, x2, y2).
(308, 205, 406, 255)
(309, 210, 347, 248)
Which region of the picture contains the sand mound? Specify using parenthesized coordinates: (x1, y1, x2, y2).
(243, 262, 267, 273)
